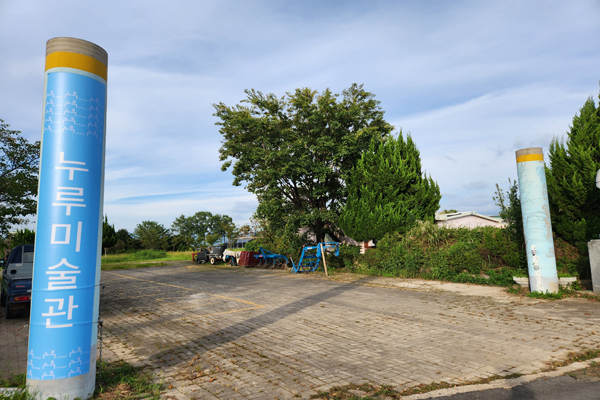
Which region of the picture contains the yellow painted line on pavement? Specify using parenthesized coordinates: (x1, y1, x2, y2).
(105, 271, 264, 307)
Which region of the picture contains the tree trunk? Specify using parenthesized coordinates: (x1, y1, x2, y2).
(314, 219, 325, 243)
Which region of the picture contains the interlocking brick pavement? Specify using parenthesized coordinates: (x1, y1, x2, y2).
(0, 308, 29, 379)
(2, 263, 600, 400)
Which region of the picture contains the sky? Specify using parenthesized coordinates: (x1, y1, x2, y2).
(1, 0, 599, 233)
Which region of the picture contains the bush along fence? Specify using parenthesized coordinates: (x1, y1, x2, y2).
(325, 222, 581, 287)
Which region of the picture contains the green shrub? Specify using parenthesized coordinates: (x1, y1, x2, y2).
(327, 245, 360, 270)
(348, 223, 525, 287)
(556, 258, 580, 277)
(446, 242, 481, 274)
(404, 221, 451, 248)
(244, 240, 260, 252)
(486, 267, 517, 286)
(428, 251, 454, 281)
(478, 227, 524, 270)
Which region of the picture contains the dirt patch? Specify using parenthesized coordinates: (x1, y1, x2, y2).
(566, 362, 600, 382)
(96, 382, 134, 400)
(310, 383, 401, 399)
(554, 235, 580, 261)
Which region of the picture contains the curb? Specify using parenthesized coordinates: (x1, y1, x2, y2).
(0, 388, 23, 395)
(402, 356, 600, 399)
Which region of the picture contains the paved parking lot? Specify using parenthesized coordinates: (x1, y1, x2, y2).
(3, 263, 600, 399)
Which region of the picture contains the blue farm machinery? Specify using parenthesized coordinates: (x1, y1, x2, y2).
(291, 242, 340, 274)
(199, 242, 342, 274)
(255, 247, 289, 268)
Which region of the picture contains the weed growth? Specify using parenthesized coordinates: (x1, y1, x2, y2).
(0, 374, 25, 389)
(101, 262, 168, 271)
(325, 222, 582, 287)
(0, 361, 161, 400)
(101, 250, 169, 264)
(337, 223, 529, 286)
(545, 348, 600, 370)
(95, 360, 162, 399)
(526, 287, 600, 301)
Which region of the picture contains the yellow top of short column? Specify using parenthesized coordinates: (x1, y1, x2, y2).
(516, 147, 544, 163)
(45, 37, 108, 81)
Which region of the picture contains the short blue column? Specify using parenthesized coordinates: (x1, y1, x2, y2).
(516, 147, 559, 293)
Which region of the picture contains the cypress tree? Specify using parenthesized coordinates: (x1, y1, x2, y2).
(546, 93, 600, 259)
(339, 133, 441, 242)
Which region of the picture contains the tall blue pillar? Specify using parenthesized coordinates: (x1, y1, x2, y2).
(27, 37, 107, 399)
(516, 147, 559, 293)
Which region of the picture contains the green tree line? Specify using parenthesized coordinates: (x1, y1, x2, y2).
(101, 212, 242, 254)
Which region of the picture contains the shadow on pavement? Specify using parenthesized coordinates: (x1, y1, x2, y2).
(148, 280, 357, 362)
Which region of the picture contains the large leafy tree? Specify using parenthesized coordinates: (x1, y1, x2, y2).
(339, 134, 441, 242)
(0, 120, 40, 235)
(171, 211, 233, 249)
(546, 93, 600, 257)
(133, 221, 171, 250)
(214, 84, 393, 243)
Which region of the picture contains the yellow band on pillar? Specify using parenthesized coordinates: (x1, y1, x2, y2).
(45, 51, 107, 81)
(516, 153, 544, 163)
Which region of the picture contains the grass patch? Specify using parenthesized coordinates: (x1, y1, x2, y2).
(566, 360, 600, 381)
(398, 373, 524, 397)
(525, 287, 600, 301)
(527, 290, 565, 300)
(310, 373, 528, 400)
(0, 374, 27, 400)
(0, 361, 162, 400)
(101, 262, 168, 271)
(102, 250, 169, 264)
(545, 348, 600, 370)
(96, 360, 162, 400)
(0, 373, 25, 389)
(506, 284, 528, 295)
(100, 250, 195, 270)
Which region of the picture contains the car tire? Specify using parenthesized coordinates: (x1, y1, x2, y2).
(210, 257, 216, 265)
(5, 302, 17, 319)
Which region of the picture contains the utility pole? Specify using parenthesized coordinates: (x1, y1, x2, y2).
(516, 147, 559, 293)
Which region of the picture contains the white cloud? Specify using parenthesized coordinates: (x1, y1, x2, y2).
(400, 84, 594, 213)
(1, 0, 599, 231)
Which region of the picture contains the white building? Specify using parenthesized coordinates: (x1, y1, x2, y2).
(435, 211, 507, 229)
